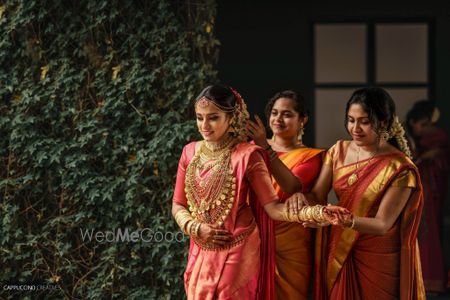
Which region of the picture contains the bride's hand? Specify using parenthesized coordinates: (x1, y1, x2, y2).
(197, 223, 233, 245)
(323, 205, 354, 227)
(302, 220, 330, 228)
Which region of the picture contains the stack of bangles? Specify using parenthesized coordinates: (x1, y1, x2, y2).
(264, 145, 278, 161)
(283, 204, 328, 223)
(174, 209, 201, 237)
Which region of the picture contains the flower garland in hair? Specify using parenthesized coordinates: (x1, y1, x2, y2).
(228, 87, 250, 143)
(389, 116, 412, 159)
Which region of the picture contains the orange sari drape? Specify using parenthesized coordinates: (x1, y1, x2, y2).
(314, 140, 425, 300)
(272, 148, 323, 300)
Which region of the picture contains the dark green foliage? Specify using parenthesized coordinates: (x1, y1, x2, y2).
(0, 0, 218, 298)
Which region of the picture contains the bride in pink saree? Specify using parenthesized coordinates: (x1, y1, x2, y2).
(171, 84, 334, 299)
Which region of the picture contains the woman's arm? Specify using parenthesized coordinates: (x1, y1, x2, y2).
(351, 186, 412, 235)
(287, 162, 334, 214)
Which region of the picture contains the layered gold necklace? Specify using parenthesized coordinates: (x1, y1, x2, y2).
(347, 144, 379, 186)
(185, 137, 237, 226)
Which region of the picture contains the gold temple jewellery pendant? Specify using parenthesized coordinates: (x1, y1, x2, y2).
(347, 173, 358, 186)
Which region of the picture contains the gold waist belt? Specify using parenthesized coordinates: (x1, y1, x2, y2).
(193, 221, 257, 251)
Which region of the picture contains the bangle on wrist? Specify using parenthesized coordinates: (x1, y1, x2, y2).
(350, 217, 356, 229)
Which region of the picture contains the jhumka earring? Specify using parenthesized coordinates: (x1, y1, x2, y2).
(379, 128, 390, 141)
(298, 124, 304, 142)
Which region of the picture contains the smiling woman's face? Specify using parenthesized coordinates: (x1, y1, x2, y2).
(269, 97, 303, 139)
(347, 104, 379, 147)
(195, 101, 232, 142)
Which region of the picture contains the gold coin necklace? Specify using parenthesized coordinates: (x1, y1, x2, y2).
(185, 137, 237, 226)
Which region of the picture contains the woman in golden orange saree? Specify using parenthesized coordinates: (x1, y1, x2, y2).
(248, 90, 323, 300)
(171, 85, 334, 300)
(289, 87, 425, 300)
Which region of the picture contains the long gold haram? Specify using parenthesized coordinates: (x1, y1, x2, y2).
(184, 140, 237, 226)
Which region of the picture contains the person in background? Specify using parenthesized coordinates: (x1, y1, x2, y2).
(248, 90, 323, 300)
(288, 87, 425, 299)
(406, 100, 450, 294)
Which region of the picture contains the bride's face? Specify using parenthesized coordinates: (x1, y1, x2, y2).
(195, 101, 232, 143)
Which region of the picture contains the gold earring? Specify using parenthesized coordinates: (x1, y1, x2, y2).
(298, 124, 304, 142)
(379, 128, 390, 141)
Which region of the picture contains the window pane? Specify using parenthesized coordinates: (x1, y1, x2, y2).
(314, 88, 356, 148)
(376, 24, 428, 83)
(383, 88, 428, 122)
(315, 24, 367, 83)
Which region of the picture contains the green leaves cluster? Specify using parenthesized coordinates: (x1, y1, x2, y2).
(0, 0, 218, 298)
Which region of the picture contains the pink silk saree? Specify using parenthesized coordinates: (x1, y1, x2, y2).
(173, 142, 278, 300)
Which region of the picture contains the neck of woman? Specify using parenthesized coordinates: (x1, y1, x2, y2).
(359, 139, 385, 156)
(204, 134, 234, 151)
(272, 135, 303, 152)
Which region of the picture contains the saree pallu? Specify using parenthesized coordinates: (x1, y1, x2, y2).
(314, 140, 425, 300)
(272, 148, 323, 300)
(173, 142, 278, 300)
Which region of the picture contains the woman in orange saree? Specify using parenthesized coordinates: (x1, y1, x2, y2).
(172, 85, 333, 300)
(289, 87, 425, 300)
(248, 90, 323, 299)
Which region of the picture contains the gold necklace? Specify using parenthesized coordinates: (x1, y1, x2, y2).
(347, 144, 379, 186)
(185, 138, 237, 226)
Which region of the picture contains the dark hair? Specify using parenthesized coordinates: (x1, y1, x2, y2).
(195, 84, 236, 112)
(405, 100, 435, 135)
(265, 90, 307, 121)
(345, 87, 401, 149)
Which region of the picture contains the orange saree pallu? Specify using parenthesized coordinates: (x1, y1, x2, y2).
(272, 148, 323, 300)
(173, 142, 278, 300)
(314, 140, 425, 300)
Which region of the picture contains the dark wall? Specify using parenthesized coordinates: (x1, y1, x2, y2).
(216, 0, 450, 146)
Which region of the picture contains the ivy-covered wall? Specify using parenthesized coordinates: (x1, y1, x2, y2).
(0, 0, 218, 298)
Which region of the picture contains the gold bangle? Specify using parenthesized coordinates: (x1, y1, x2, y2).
(175, 209, 194, 234)
(193, 222, 201, 238)
(350, 217, 356, 229)
(186, 220, 194, 235)
(297, 205, 328, 222)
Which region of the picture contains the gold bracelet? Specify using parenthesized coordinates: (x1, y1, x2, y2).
(174, 209, 194, 234)
(186, 220, 194, 236)
(282, 205, 329, 223)
(192, 222, 201, 238)
(350, 217, 356, 229)
(298, 205, 328, 222)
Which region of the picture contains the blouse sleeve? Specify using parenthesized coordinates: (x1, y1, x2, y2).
(324, 143, 337, 166)
(246, 151, 279, 206)
(172, 146, 189, 206)
(391, 169, 417, 188)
